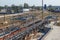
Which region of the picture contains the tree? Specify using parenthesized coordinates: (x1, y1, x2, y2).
(0, 6, 3, 11)
(24, 3, 29, 8)
(48, 5, 53, 11)
(4, 5, 8, 9)
(49, 5, 52, 7)
(18, 5, 23, 12)
(48, 5, 52, 8)
(11, 4, 19, 13)
(31, 5, 35, 9)
(18, 5, 23, 9)
(36, 6, 41, 10)
(11, 4, 16, 10)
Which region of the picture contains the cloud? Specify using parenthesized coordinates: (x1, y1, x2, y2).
(0, 0, 60, 6)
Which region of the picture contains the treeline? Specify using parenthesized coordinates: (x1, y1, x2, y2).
(0, 3, 41, 11)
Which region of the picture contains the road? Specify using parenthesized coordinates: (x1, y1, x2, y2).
(0, 13, 24, 18)
(43, 22, 60, 40)
(0, 11, 42, 18)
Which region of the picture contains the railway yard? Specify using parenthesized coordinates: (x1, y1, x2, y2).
(0, 10, 60, 40)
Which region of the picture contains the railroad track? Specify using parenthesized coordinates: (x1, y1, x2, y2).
(7, 20, 48, 40)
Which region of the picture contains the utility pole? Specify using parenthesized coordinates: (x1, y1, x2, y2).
(42, 0, 44, 19)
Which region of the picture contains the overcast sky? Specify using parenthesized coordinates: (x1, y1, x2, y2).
(0, 0, 60, 6)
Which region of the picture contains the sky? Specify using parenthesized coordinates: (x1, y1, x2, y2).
(0, 0, 60, 6)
